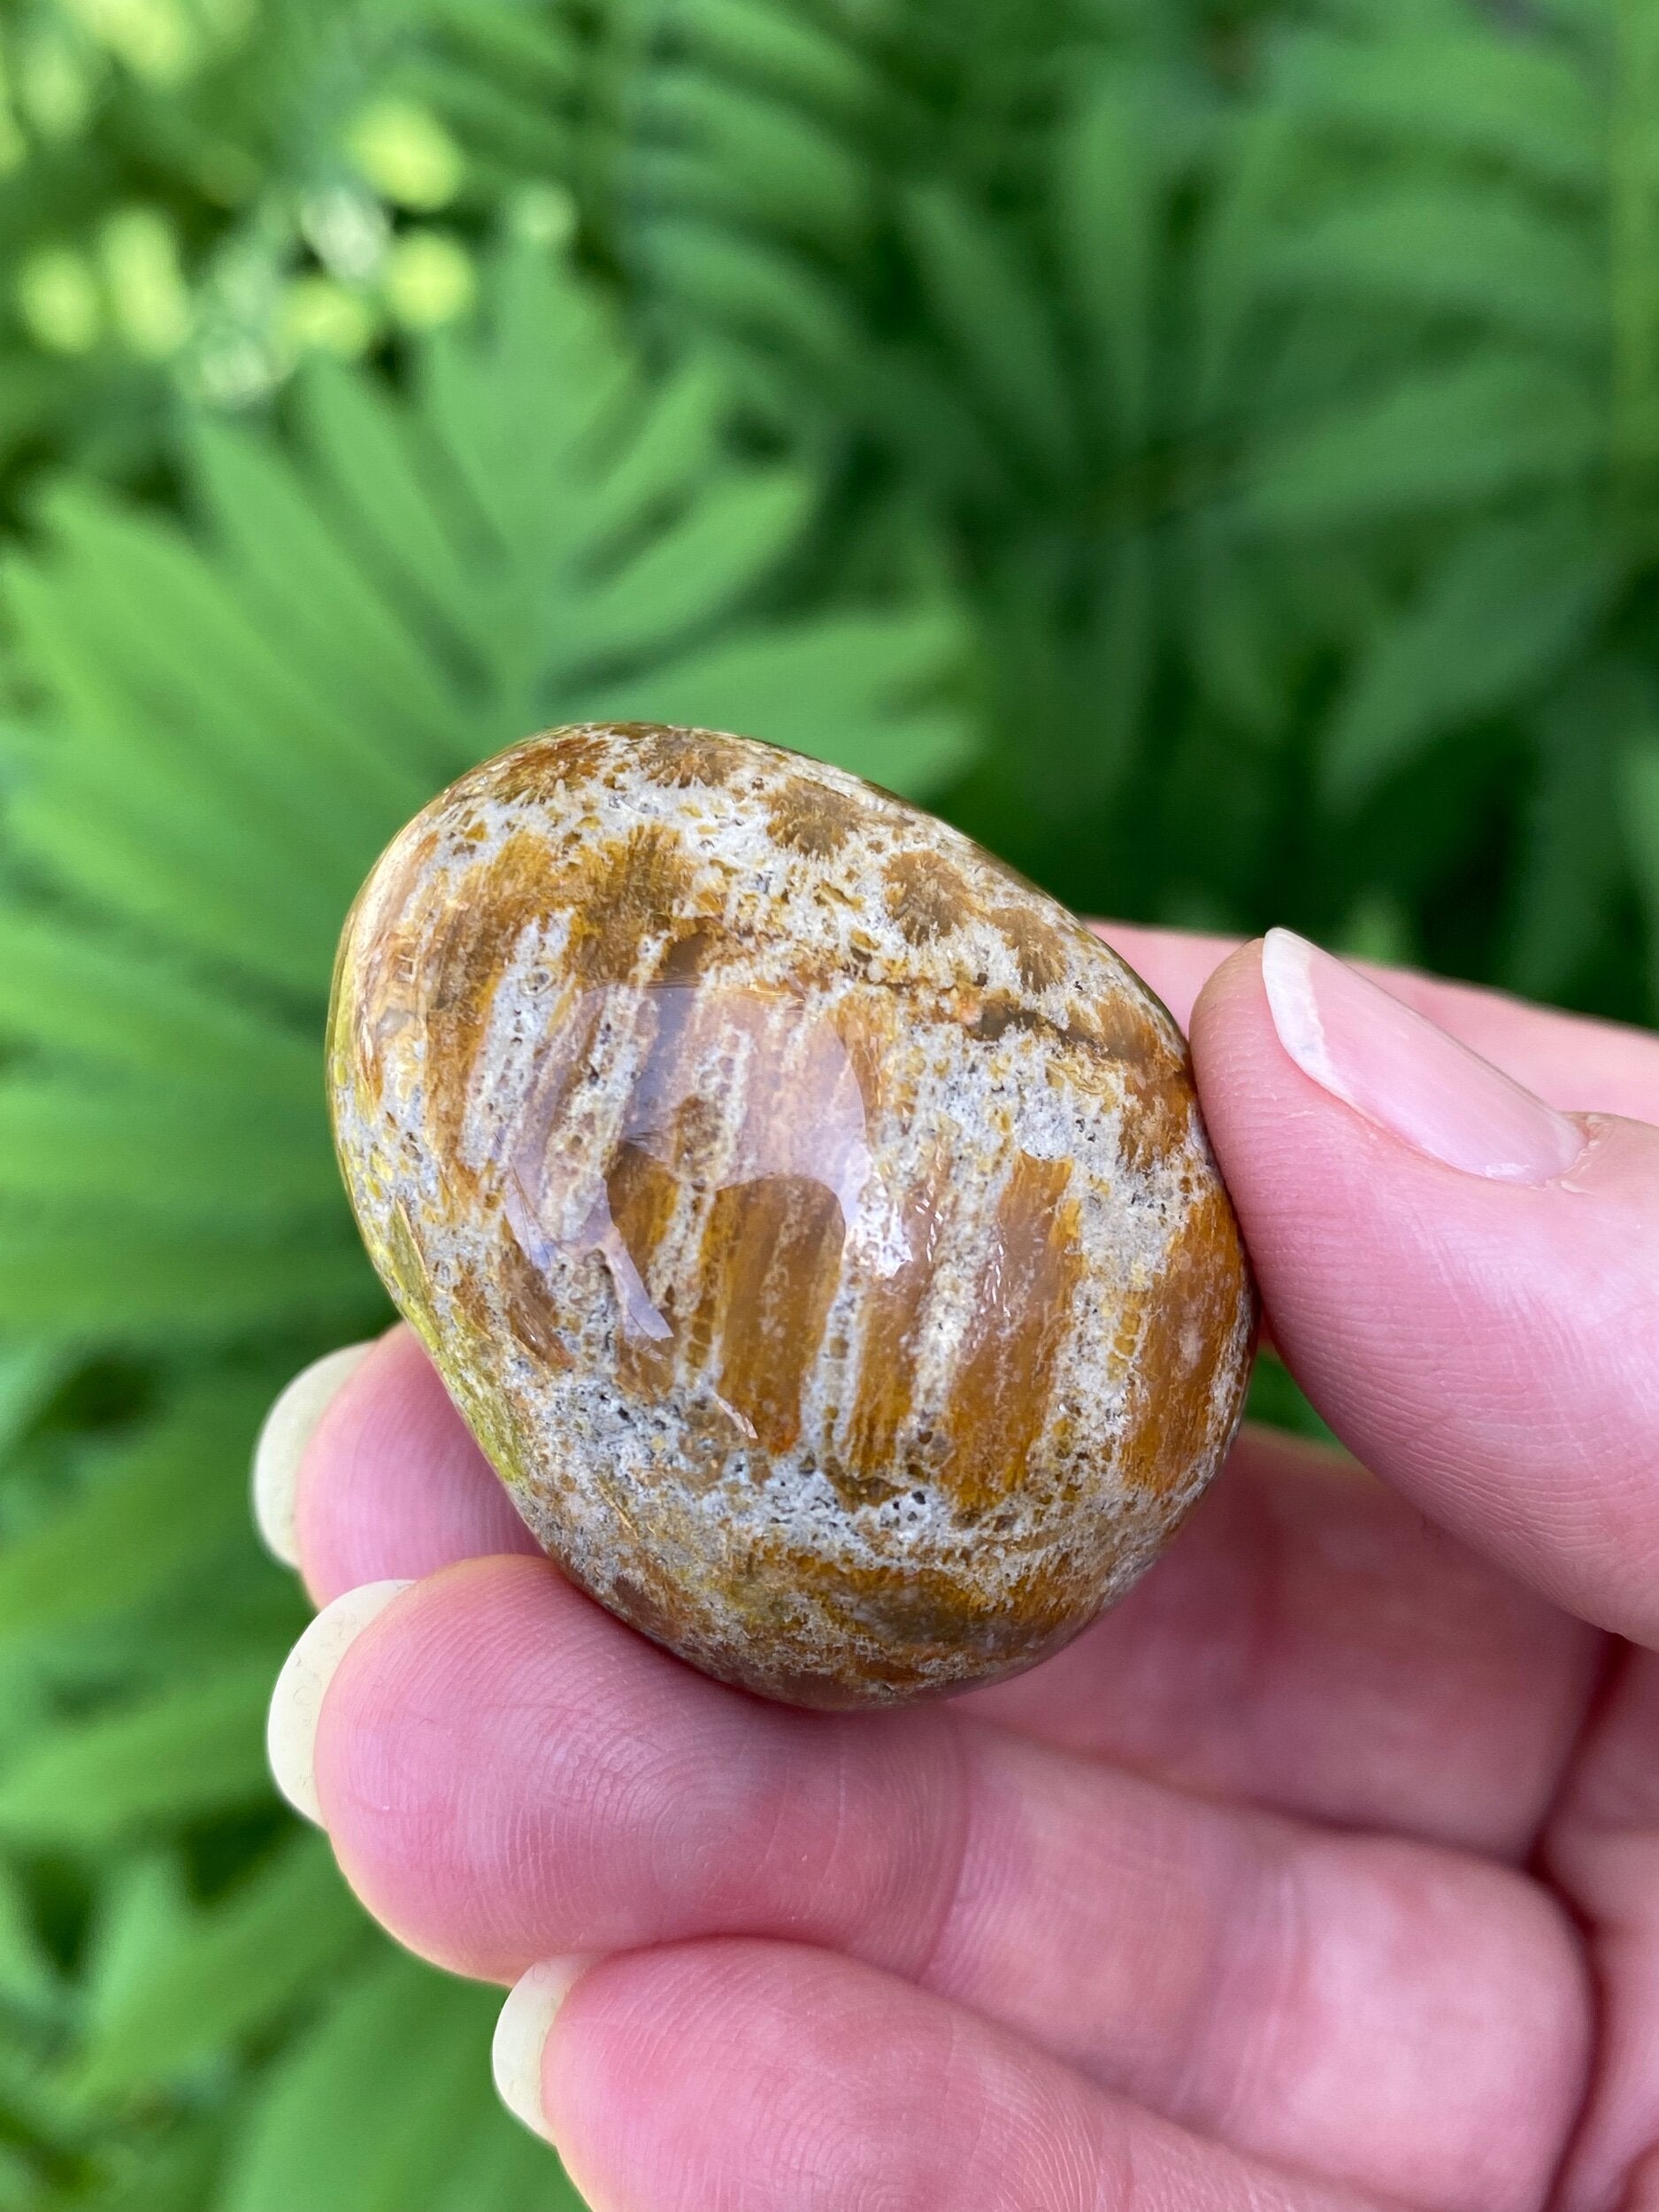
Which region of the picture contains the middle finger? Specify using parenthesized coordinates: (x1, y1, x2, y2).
(288, 1555, 1591, 2212)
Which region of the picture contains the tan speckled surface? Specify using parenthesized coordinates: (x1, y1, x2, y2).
(328, 725, 1255, 1706)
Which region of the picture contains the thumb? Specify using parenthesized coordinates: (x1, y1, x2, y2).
(1190, 931, 1659, 1644)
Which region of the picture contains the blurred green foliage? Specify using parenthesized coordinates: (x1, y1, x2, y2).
(0, 0, 1654, 2203)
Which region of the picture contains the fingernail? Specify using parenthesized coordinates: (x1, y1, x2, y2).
(266, 1579, 412, 1824)
(1262, 929, 1585, 1184)
(251, 1344, 375, 1567)
(492, 1956, 598, 2142)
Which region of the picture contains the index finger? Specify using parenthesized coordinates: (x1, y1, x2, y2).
(1097, 924, 1659, 1123)
(1190, 934, 1659, 1643)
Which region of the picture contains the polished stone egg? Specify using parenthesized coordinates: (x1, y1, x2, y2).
(327, 724, 1254, 1707)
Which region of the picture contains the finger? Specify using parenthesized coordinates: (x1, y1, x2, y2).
(520, 1939, 1386, 2212)
(290, 1337, 1599, 1855)
(1544, 1647, 1659, 2211)
(1190, 932, 1659, 1642)
(293, 1326, 539, 1604)
(961, 1421, 1601, 1858)
(1098, 922, 1659, 1121)
(294, 1555, 1589, 2210)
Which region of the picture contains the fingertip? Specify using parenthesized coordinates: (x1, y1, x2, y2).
(1188, 933, 1267, 1036)
(266, 1578, 414, 1823)
(251, 1341, 376, 1568)
(295, 1325, 541, 1605)
(493, 1956, 599, 2144)
(1187, 931, 1659, 1640)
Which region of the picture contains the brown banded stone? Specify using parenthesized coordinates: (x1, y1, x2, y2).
(328, 722, 1256, 1708)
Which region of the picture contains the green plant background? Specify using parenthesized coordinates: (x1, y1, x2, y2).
(0, 0, 1654, 2203)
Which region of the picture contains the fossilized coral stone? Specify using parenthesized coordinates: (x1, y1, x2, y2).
(328, 724, 1255, 1707)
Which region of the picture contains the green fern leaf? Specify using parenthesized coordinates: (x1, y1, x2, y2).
(1248, 355, 1601, 530)
(422, 0, 580, 97)
(1054, 76, 1171, 456)
(407, 58, 572, 189)
(0, 911, 314, 1091)
(1267, 185, 1601, 350)
(1508, 664, 1632, 996)
(413, 253, 626, 569)
(0, 1662, 277, 1843)
(0, 1382, 273, 1653)
(859, 348, 1011, 503)
(677, 0, 879, 124)
(627, 217, 856, 379)
(191, 421, 464, 780)
(903, 187, 1079, 488)
(581, 357, 728, 548)
(296, 362, 488, 653)
(1271, 27, 1601, 197)
(1323, 503, 1617, 802)
(0, 1077, 336, 1226)
(1189, 103, 1312, 418)
(3, 733, 348, 997)
(638, 71, 872, 251)
(569, 466, 815, 672)
(0, 1217, 376, 1340)
(75, 1835, 370, 2103)
(37, 488, 428, 847)
(0, 242, 972, 1379)
(1622, 733, 1659, 1011)
(219, 1955, 511, 2212)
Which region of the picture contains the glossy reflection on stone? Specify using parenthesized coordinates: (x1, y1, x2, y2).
(328, 723, 1256, 1707)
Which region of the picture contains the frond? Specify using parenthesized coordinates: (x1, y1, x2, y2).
(671, 0, 881, 124)
(1623, 734, 1659, 1006)
(1507, 663, 1633, 996)
(1322, 503, 1617, 802)
(1052, 73, 1184, 455)
(902, 188, 1080, 489)
(1267, 24, 1601, 199)
(1247, 355, 1601, 530)
(0, 239, 973, 1358)
(0, 1382, 274, 1657)
(73, 1836, 370, 2106)
(568, 466, 815, 670)
(0, 1663, 278, 1846)
(626, 217, 857, 384)
(220, 1955, 584, 2212)
(0, 1215, 377, 1340)
(0, 911, 314, 1089)
(0, 1078, 336, 1225)
(190, 420, 465, 781)
(1265, 185, 1601, 352)
(634, 70, 874, 254)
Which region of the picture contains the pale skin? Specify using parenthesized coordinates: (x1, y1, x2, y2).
(275, 932, 1659, 2212)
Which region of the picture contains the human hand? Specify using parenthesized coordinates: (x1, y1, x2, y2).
(256, 928, 1659, 2212)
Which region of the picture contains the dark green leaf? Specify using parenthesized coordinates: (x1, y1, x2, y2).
(0, 1663, 277, 1843)
(1324, 504, 1618, 803)
(1250, 357, 1601, 531)
(1271, 27, 1601, 196)
(76, 1835, 369, 2101)
(1267, 186, 1601, 349)
(0, 1382, 271, 1651)
(220, 1955, 505, 2212)
(903, 188, 1079, 488)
